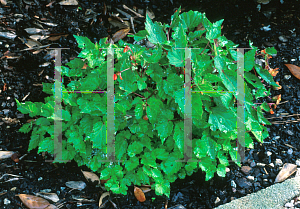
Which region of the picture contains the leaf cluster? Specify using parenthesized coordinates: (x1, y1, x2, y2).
(15, 7, 278, 198)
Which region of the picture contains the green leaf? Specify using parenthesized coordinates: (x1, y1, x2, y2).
(170, 6, 181, 29)
(141, 152, 157, 168)
(19, 123, 33, 133)
(265, 47, 277, 56)
(145, 14, 167, 45)
(161, 156, 182, 175)
(144, 46, 163, 63)
(163, 73, 183, 96)
(134, 103, 144, 120)
(127, 141, 144, 157)
(154, 180, 170, 198)
(146, 97, 164, 124)
(209, 107, 236, 132)
(198, 156, 217, 181)
(129, 30, 148, 42)
(42, 83, 54, 94)
(38, 137, 54, 153)
(35, 118, 50, 126)
(217, 164, 226, 177)
(206, 19, 223, 40)
(68, 131, 86, 154)
(74, 35, 95, 49)
(167, 49, 185, 67)
(125, 156, 139, 171)
(179, 10, 203, 32)
(172, 26, 187, 48)
(254, 65, 279, 87)
(173, 88, 185, 114)
(28, 134, 41, 151)
(88, 121, 107, 149)
(174, 121, 184, 154)
(244, 49, 256, 72)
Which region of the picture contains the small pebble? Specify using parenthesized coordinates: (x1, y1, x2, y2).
(287, 149, 293, 155)
(276, 159, 283, 166)
(246, 176, 255, 181)
(231, 180, 236, 188)
(287, 130, 294, 135)
(266, 151, 272, 156)
(284, 75, 291, 80)
(296, 159, 300, 166)
(279, 35, 288, 42)
(250, 161, 256, 167)
(4, 198, 11, 205)
(273, 136, 280, 140)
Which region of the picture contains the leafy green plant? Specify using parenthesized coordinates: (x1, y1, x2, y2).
(15, 7, 278, 198)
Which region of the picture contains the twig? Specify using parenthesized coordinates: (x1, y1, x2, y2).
(130, 17, 136, 34)
(266, 113, 300, 120)
(116, 8, 132, 19)
(123, 5, 144, 18)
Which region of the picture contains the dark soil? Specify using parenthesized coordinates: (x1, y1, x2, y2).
(1, 0, 300, 208)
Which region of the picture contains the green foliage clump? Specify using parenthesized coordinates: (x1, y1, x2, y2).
(16, 7, 278, 198)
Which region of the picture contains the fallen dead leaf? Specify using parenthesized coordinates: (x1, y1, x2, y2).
(17, 194, 51, 209)
(11, 153, 19, 163)
(98, 192, 110, 207)
(134, 186, 146, 202)
(59, 0, 78, 5)
(275, 163, 297, 183)
(272, 94, 281, 105)
(140, 186, 151, 193)
(0, 151, 15, 160)
(285, 64, 300, 80)
(35, 192, 59, 203)
(268, 67, 280, 77)
(100, 178, 110, 185)
(112, 28, 130, 43)
(81, 170, 100, 184)
(65, 181, 86, 190)
(272, 81, 282, 90)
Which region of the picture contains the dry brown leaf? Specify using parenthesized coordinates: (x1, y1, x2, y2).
(81, 170, 100, 184)
(0, 151, 15, 160)
(48, 36, 62, 42)
(146, 6, 155, 19)
(272, 94, 281, 105)
(65, 181, 86, 190)
(59, 0, 78, 5)
(36, 192, 59, 203)
(17, 194, 51, 209)
(275, 163, 297, 183)
(81, 63, 88, 70)
(268, 67, 280, 77)
(285, 64, 300, 80)
(108, 17, 129, 29)
(134, 186, 146, 202)
(98, 192, 110, 207)
(273, 81, 282, 90)
(112, 28, 130, 43)
(100, 178, 110, 185)
(11, 153, 19, 163)
(140, 186, 151, 193)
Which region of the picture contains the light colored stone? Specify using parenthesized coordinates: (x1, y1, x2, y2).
(275, 159, 283, 166)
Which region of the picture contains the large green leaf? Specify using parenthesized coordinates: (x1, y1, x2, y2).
(145, 14, 167, 44)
